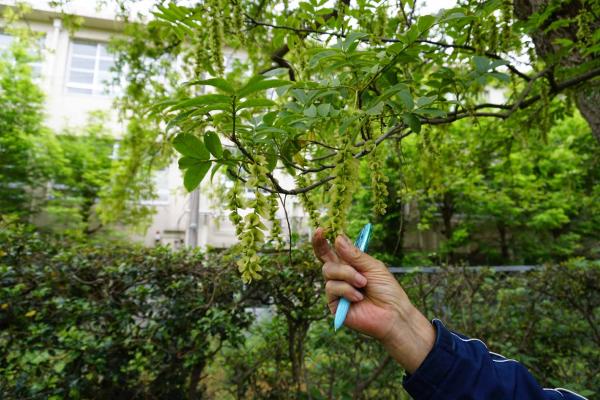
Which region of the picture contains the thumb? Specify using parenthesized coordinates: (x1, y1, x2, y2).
(312, 227, 339, 263)
(334, 234, 386, 273)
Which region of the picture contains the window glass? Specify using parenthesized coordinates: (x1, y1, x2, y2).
(154, 169, 170, 203)
(67, 87, 93, 95)
(69, 70, 94, 84)
(71, 56, 96, 70)
(66, 39, 116, 96)
(99, 43, 111, 57)
(98, 59, 114, 71)
(72, 41, 97, 56)
(0, 32, 13, 49)
(141, 168, 170, 205)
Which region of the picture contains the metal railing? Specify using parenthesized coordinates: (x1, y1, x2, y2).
(388, 265, 542, 274)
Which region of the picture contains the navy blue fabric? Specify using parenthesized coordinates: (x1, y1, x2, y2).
(403, 319, 587, 400)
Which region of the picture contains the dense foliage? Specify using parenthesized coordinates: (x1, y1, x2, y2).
(1, 2, 599, 398)
(82, 0, 600, 281)
(0, 23, 49, 216)
(0, 18, 115, 237)
(0, 224, 252, 399)
(348, 114, 600, 266)
(2, 225, 598, 399)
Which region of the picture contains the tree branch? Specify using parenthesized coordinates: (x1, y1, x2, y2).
(250, 0, 351, 80)
(423, 66, 600, 125)
(353, 355, 392, 398)
(245, 18, 531, 83)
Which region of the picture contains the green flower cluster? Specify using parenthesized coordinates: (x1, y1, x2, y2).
(325, 133, 358, 240)
(268, 192, 284, 249)
(231, 0, 245, 45)
(576, 6, 595, 48)
(235, 156, 272, 282)
(227, 178, 245, 237)
(373, 5, 388, 41)
(208, 0, 224, 75)
(295, 174, 320, 230)
(500, 0, 512, 50)
(366, 140, 389, 217)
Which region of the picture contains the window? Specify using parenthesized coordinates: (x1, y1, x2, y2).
(141, 168, 170, 205)
(66, 40, 115, 95)
(0, 32, 12, 49)
(153, 168, 170, 204)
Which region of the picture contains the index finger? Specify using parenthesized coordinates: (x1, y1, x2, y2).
(312, 227, 339, 263)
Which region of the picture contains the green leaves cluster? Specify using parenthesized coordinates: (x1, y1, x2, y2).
(101, 0, 600, 281)
(0, 35, 114, 237)
(0, 226, 252, 399)
(2, 224, 598, 398)
(350, 114, 600, 266)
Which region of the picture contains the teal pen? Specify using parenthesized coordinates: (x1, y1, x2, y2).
(334, 223, 372, 331)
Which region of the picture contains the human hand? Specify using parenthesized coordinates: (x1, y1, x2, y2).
(312, 227, 435, 373)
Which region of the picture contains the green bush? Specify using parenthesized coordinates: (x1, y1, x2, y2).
(0, 225, 252, 399)
(400, 261, 600, 398)
(1, 225, 598, 399)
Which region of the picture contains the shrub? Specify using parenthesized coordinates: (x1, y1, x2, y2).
(1, 225, 598, 399)
(0, 225, 252, 399)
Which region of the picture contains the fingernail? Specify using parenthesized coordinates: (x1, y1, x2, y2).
(355, 274, 367, 287)
(354, 292, 364, 301)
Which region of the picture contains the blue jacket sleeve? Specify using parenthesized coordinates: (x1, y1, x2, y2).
(403, 319, 587, 400)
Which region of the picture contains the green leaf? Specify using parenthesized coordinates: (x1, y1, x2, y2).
(184, 162, 211, 191)
(417, 15, 436, 33)
(397, 90, 414, 110)
(473, 56, 491, 73)
(54, 361, 67, 373)
(415, 108, 447, 118)
(443, 11, 467, 21)
(405, 24, 420, 44)
(263, 67, 289, 77)
(165, 109, 195, 132)
(416, 96, 436, 108)
(304, 104, 317, 118)
(199, 103, 232, 113)
(387, 42, 406, 55)
(178, 156, 202, 169)
(375, 83, 408, 103)
(171, 94, 231, 111)
(317, 103, 330, 117)
(204, 131, 223, 158)
(402, 113, 421, 133)
(173, 133, 210, 160)
(210, 162, 223, 182)
(185, 78, 235, 94)
(365, 101, 384, 115)
(308, 49, 340, 67)
(237, 99, 276, 109)
(342, 31, 368, 52)
(266, 152, 278, 172)
(237, 79, 290, 98)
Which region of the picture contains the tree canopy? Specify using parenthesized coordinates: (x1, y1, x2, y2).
(51, 0, 600, 280)
(24, 0, 600, 280)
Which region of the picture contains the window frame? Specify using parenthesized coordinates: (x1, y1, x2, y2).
(65, 39, 115, 96)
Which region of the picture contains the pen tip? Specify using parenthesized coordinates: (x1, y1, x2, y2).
(334, 320, 342, 332)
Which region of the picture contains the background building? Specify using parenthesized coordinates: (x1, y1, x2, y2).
(0, 0, 308, 248)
